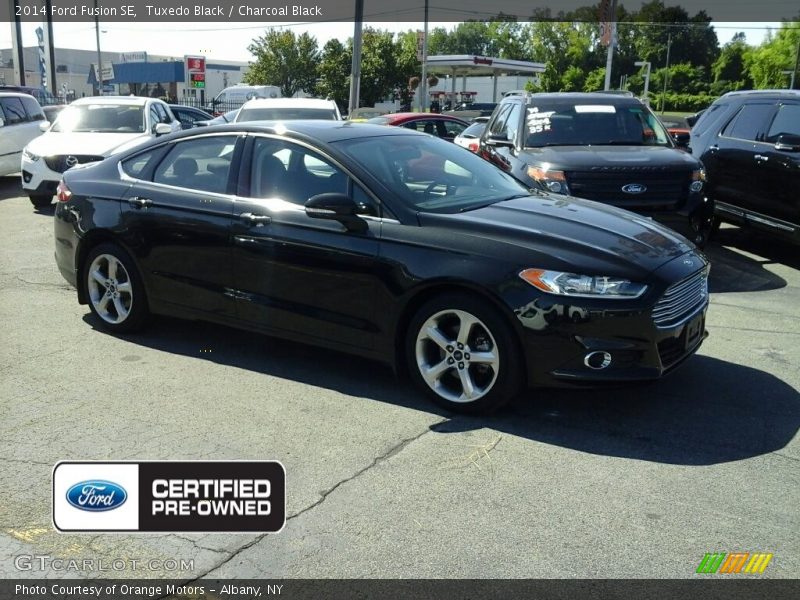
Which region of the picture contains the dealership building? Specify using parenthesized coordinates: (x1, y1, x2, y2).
(0, 46, 249, 101)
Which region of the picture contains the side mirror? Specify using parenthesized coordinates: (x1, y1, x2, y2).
(39, 121, 51, 132)
(775, 134, 800, 152)
(484, 133, 514, 148)
(672, 132, 690, 149)
(305, 193, 367, 233)
(154, 123, 172, 136)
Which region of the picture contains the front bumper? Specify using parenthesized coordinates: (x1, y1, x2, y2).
(21, 154, 61, 194)
(509, 252, 710, 387)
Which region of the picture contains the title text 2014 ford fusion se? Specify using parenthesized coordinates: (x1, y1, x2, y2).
(54, 122, 709, 413)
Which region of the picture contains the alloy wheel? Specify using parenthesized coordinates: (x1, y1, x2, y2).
(87, 254, 133, 325)
(414, 309, 500, 403)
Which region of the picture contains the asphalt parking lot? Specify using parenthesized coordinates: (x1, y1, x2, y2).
(0, 174, 798, 579)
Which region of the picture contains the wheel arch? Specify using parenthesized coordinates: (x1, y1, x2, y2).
(393, 280, 527, 387)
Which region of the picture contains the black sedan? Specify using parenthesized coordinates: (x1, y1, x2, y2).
(54, 122, 709, 413)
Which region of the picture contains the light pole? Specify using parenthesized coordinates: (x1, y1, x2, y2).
(348, 0, 363, 115)
(635, 60, 651, 103)
(419, 0, 429, 112)
(660, 32, 672, 114)
(94, 0, 103, 95)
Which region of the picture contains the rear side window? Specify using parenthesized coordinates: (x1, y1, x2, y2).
(19, 96, 45, 121)
(765, 104, 800, 142)
(153, 136, 237, 194)
(0, 97, 26, 125)
(721, 104, 775, 141)
(121, 149, 162, 178)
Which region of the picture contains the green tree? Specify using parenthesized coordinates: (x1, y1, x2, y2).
(244, 30, 319, 98)
(317, 39, 352, 112)
(359, 28, 402, 108)
(745, 21, 800, 89)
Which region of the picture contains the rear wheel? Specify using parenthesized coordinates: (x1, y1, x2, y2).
(406, 293, 522, 414)
(84, 243, 148, 333)
(29, 194, 52, 208)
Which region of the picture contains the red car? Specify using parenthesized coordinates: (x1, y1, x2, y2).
(367, 112, 469, 142)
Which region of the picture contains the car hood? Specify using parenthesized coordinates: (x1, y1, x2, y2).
(26, 131, 151, 157)
(420, 194, 694, 278)
(520, 145, 700, 171)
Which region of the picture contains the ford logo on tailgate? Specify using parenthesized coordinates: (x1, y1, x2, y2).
(66, 480, 127, 512)
(622, 183, 647, 194)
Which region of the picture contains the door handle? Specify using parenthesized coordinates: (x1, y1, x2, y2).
(239, 212, 271, 225)
(754, 154, 769, 162)
(127, 196, 152, 208)
(708, 144, 719, 152)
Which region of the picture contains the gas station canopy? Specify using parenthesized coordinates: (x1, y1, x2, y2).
(425, 55, 546, 102)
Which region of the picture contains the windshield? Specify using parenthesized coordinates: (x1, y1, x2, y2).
(524, 102, 672, 147)
(237, 107, 337, 122)
(52, 104, 145, 133)
(334, 134, 529, 214)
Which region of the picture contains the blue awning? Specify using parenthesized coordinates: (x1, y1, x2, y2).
(87, 61, 185, 85)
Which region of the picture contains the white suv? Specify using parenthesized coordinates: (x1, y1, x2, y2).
(0, 92, 47, 177)
(234, 97, 342, 122)
(21, 96, 180, 207)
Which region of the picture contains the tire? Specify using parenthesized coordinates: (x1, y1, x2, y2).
(83, 243, 148, 333)
(29, 194, 52, 208)
(406, 292, 522, 414)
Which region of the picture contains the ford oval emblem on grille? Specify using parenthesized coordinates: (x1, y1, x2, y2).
(65, 156, 79, 168)
(66, 480, 127, 512)
(622, 183, 647, 194)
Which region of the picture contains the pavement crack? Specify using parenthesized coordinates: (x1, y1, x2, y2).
(182, 420, 445, 582)
(709, 325, 800, 336)
(172, 534, 231, 555)
(14, 276, 72, 291)
(773, 452, 800, 463)
(0, 457, 53, 466)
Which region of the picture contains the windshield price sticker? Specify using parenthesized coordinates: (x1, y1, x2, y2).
(53, 461, 286, 533)
(527, 107, 555, 134)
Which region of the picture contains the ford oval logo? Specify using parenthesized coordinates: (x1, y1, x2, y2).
(66, 480, 127, 512)
(622, 183, 647, 194)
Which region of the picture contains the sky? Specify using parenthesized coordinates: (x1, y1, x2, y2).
(0, 21, 781, 64)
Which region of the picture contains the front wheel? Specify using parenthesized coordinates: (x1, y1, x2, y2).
(406, 293, 522, 414)
(29, 194, 52, 208)
(84, 243, 148, 333)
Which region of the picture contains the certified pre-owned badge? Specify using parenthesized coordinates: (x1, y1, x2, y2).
(53, 461, 285, 533)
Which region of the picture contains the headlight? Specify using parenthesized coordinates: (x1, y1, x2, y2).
(527, 165, 570, 195)
(690, 169, 705, 193)
(520, 268, 648, 299)
(23, 149, 40, 162)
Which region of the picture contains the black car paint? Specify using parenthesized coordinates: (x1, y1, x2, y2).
(690, 90, 800, 241)
(479, 93, 714, 244)
(54, 122, 708, 389)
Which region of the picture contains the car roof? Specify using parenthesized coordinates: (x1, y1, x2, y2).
(0, 91, 35, 99)
(71, 95, 152, 106)
(718, 89, 800, 100)
(382, 112, 469, 123)
(240, 98, 336, 109)
(143, 120, 427, 146)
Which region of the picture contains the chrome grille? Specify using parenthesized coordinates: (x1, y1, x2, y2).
(652, 268, 708, 327)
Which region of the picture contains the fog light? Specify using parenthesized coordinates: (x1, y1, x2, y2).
(22, 171, 32, 183)
(690, 181, 703, 193)
(584, 351, 612, 370)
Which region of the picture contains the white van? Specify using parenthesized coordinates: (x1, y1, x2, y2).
(0, 92, 47, 177)
(212, 85, 281, 112)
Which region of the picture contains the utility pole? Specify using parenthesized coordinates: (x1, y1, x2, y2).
(348, 0, 363, 115)
(660, 32, 672, 114)
(419, 0, 429, 112)
(11, 0, 25, 85)
(635, 60, 651, 103)
(602, 0, 617, 91)
(44, 0, 56, 93)
(94, 0, 102, 95)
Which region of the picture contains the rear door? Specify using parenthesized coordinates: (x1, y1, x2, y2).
(119, 133, 244, 317)
(704, 102, 776, 214)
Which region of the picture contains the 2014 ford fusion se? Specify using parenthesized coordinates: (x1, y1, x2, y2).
(54, 121, 709, 413)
